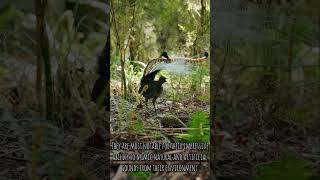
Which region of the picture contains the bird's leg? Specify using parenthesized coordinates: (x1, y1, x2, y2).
(145, 98, 149, 108)
(152, 98, 157, 110)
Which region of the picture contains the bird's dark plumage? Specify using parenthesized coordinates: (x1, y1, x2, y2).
(139, 69, 161, 93)
(141, 76, 167, 109)
(204, 51, 208, 58)
(139, 52, 169, 108)
(161, 51, 169, 59)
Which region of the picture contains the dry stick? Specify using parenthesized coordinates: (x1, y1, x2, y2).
(112, 132, 188, 138)
(165, 133, 190, 137)
(0, 148, 22, 158)
(110, 0, 127, 99)
(220, 64, 320, 68)
(146, 127, 210, 131)
(111, 128, 191, 140)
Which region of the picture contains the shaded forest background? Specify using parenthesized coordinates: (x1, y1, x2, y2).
(212, 0, 320, 179)
(0, 0, 109, 179)
(110, 0, 210, 99)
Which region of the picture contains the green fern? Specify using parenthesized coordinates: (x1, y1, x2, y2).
(177, 111, 210, 143)
(129, 119, 145, 135)
(189, 64, 209, 93)
(128, 171, 154, 180)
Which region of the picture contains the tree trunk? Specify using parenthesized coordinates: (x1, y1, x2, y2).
(120, 52, 127, 99)
(111, 0, 129, 99)
(34, 0, 44, 116)
(91, 33, 110, 111)
(318, 13, 320, 91)
(286, 16, 295, 119)
(34, 0, 54, 121)
(192, 0, 206, 55)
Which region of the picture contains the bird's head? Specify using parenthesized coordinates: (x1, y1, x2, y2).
(161, 51, 169, 59)
(159, 76, 167, 83)
(204, 51, 209, 58)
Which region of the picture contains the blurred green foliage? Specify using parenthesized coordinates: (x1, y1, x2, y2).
(254, 154, 314, 180)
(177, 111, 210, 143)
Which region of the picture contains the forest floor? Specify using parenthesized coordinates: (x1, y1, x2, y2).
(110, 95, 210, 179)
(1, 71, 319, 179)
(109, 93, 320, 179)
(214, 120, 320, 179)
(0, 71, 108, 179)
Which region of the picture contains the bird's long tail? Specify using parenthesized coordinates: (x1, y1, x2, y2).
(145, 52, 209, 75)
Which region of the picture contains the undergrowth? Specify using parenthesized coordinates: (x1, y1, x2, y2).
(177, 111, 210, 143)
